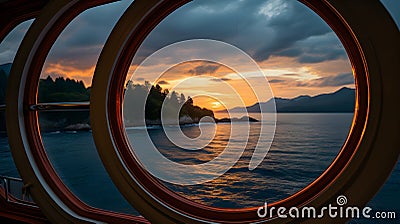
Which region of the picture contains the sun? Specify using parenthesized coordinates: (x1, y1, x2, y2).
(211, 101, 222, 109)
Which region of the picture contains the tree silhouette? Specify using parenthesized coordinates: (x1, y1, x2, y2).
(37, 76, 91, 131)
(124, 81, 214, 126)
(38, 76, 90, 103)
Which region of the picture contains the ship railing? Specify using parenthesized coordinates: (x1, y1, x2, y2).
(0, 175, 38, 208)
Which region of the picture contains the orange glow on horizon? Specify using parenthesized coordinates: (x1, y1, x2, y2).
(40, 58, 355, 110)
(41, 63, 96, 87)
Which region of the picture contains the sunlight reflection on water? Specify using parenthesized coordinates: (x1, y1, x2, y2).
(126, 113, 353, 208)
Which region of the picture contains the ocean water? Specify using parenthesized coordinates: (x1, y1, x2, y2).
(128, 113, 352, 208)
(0, 113, 398, 222)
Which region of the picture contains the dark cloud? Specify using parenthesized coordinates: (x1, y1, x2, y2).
(3, 0, 398, 82)
(252, 1, 332, 61)
(0, 19, 33, 63)
(210, 77, 232, 82)
(294, 33, 347, 63)
(45, 0, 133, 71)
(282, 73, 302, 77)
(157, 80, 170, 85)
(134, 0, 341, 65)
(294, 72, 354, 87)
(188, 65, 220, 75)
(221, 78, 231, 81)
(4, 0, 395, 73)
(314, 72, 354, 87)
(268, 79, 285, 84)
(267, 72, 354, 87)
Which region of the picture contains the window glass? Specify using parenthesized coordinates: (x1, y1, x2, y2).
(124, 0, 355, 208)
(38, 0, 139, 215)
(0, 19, 34, 178)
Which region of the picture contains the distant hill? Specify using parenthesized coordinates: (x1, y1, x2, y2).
(220, 87, 355, 113)
(0, 63, 92, 132)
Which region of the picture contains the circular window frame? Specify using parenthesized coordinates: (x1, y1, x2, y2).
(0, 1, 48, 222)
(0, 0, 48, 44)
(91, 0, 400, 223)
(5, 0, 148, 223)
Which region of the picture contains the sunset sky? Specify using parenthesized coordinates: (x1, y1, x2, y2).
(0, 0, 399, 110)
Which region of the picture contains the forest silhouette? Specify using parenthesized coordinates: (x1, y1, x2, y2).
(0, 75, 214, 132)
(124, 80, 214, 126)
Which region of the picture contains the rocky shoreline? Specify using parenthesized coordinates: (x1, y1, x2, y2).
(215, 116, 259, 123)
(40, 116, 260, 132)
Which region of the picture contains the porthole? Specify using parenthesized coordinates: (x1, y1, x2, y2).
(91, 0, 400, 223)
(3, 0, 399, 223)
(0, 1, 48, 222)
(6, 0, 147, 223)
(1, 19, 34, 178)
(38, 0, 141, 216)
(122, 0, 356, 210)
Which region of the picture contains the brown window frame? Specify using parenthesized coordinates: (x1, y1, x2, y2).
(90, 0, 400, 223)
(4, 0, 399, 223)
(4, 0, 148, 223)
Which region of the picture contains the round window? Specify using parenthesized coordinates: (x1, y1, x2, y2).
(90, 0, 399, 223)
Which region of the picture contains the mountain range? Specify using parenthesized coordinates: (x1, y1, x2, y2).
(219, 87, 355, 113)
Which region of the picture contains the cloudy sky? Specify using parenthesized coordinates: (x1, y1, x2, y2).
(0, 0, 399, 109)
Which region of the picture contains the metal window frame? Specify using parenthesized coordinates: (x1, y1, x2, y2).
(90, 0, 400, 223)
(5, 0, 148, 223)
(3, 0, 399, 223)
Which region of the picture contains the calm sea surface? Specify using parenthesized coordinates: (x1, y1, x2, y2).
(0, 113, 398, 222)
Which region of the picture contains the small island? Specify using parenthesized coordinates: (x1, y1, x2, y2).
(124, 81, 215, 127)
(215, 116, 259, 123)
(124, 81, 259, 127)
